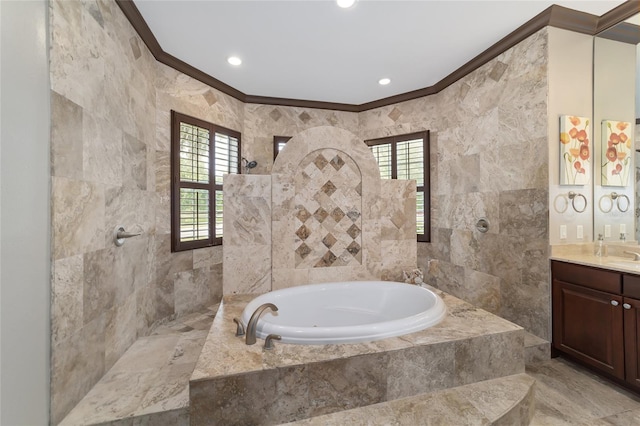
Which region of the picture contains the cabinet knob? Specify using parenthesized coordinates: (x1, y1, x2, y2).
(623, 303, 631, 310)
(611, 300, 619, 306)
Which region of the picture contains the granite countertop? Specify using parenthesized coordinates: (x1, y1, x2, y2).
(550, 244, 640, 275)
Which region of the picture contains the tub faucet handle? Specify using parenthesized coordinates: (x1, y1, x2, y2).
(233, 317, 245, 336)
(264, 334, 282, 350)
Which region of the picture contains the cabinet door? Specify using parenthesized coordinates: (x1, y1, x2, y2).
(553, 279, 625, 379)
(623, 297, 640, 389)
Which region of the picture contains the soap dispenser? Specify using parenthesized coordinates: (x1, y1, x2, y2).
(595, 234, 607, 257)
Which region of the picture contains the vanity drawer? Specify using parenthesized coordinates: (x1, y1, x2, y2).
(552, 261, 621, 294)
(623, 275, 640, 298)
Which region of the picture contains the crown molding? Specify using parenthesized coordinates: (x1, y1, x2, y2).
(114, 0, 162, 57)
(159, 51, 246, 100)
(596, 1, 640, 45)
(243, 94, 361, 113)
(597, 21, 640, 44)
(596, 0, 640, 34)
(115, 0, 639, 113)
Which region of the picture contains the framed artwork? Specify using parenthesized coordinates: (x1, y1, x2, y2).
(560, 115, 590, 185)
(601, 120, 632, 187)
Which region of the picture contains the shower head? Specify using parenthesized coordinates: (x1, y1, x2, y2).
(242, 158, 258, 172)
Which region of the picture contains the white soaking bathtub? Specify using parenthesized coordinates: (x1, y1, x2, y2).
(239, 281, 447, 344)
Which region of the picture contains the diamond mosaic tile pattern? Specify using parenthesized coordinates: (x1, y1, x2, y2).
(294, 149, 362, 268)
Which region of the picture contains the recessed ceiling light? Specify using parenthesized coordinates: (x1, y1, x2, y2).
(227, 56, 242, 66)
(336, 0, 356, 9)
(378, 78, 391, 86)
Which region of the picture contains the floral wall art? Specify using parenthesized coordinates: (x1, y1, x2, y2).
(601, 120, 632, 187)
(560, 115, 590, 185)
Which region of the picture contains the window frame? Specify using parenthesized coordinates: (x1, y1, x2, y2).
(170, 110, 241, 252)
(365, 131, 431, 243)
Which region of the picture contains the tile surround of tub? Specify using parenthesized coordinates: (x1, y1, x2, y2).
(286, 374, 536, 426)
(189, 287, 524, 425)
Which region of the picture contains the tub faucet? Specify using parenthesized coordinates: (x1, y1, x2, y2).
(246, 303, 278, 345)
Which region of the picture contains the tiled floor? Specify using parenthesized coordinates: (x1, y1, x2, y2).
(528, 357, 640, 425)
(59, 305, 640, 426)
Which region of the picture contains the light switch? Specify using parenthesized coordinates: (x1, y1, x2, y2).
(560, 225, 567, 240)
(577, 225, 584, 240)
(605, 224, 611, 238)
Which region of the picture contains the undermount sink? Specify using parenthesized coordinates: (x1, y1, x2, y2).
(606, 260, 640, 270)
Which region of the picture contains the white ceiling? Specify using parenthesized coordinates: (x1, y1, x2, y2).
(134, 0, 627, 105)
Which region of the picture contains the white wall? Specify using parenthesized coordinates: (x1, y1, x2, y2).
(548, 28, 595, 244)
(0, 0, 51, 424)
(1, 1, 3, 416)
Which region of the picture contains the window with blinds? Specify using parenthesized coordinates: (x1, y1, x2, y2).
(171, 111, 240, 251)
(366, 131, 430, 242)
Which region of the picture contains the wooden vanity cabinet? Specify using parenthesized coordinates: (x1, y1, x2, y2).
(624, 296, 640, 388)
(552, 261, 640, 392)
(623, 274, 640, 388)
(551, 261, 624, 379)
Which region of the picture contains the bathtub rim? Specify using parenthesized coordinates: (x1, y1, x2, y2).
(239, 280, 447, 345)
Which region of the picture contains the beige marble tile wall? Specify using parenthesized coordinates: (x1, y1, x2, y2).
(49, 1, 224, 423)
(293, 148, 363, 269)
(222, 174, 272, 294)
(359, 30, 550, 340)
(50, 1, 157, 422)
(380, 180, 418, 281)
(264, 126, 416, 289)
(153, 62, 243, 317)
(271, 126, 387, 289)
(223, 145, 416, 293)
(243, 104, 359, 175)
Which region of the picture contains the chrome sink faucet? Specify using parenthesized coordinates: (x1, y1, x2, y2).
(624, 251, 640, 261)
(246, 303, 278, 345)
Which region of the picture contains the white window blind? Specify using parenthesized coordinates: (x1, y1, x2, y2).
(171, 111, 241, 251)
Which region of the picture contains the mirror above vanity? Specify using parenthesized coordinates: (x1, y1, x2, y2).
(592, 11, 639, 243)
